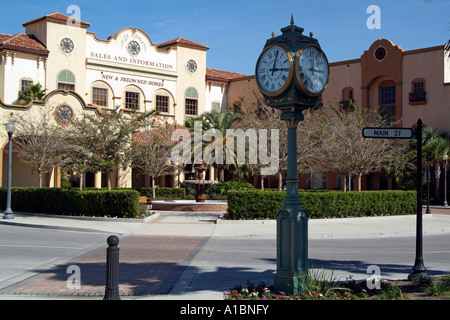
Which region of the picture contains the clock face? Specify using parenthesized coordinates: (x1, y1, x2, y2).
(255, 45, 293, 96)
(60, 38, 74, 55)
(295, 45, 329, 96)
(187, 59, 197, 73)
(127, 41, 140, 56)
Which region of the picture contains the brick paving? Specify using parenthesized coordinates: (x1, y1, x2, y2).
(4, 235, 204, 297)
(423, 207, 450, 215)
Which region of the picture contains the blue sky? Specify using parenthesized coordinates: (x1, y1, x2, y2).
(1, 0, 449, 75)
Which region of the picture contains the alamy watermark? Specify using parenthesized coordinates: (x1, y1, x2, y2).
(66, 5, 82, 27)
(366, 265, 381, 290)
(366, 5, 381, 30)
(66, 265, 81, 290)
(171, 121, 280, 175)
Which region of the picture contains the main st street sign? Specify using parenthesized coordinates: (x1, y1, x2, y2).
(362, 127, 413, 139)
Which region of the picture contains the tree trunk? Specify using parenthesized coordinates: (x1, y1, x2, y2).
(278, 171, 283, 191)
(152, 176, 156, 199)
(261, 176, 265, 191)
(38, 170, 43, 188)
(343, 175, 347, 192)
(218, 167, 225, 181)
(107, 172, 112, 190)
(79, 171, 84, 191)
(434, 162, 441, 200)
(357, 173, 362, 192)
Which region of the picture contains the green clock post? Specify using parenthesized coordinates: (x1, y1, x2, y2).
(255, 16, 329, 294)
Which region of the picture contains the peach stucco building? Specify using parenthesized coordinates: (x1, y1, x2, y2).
(227, 39, 450, 190)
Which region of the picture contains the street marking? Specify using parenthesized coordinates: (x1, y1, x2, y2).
(0, 244, 85, 250)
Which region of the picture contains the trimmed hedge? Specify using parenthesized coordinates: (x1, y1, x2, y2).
(82, 187, 186, 200)
(136, 187, 186, 200)
(0, 187, 140, 218)
(225, 190, 417, 220)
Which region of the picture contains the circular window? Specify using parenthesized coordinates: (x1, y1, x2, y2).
(55, 104, 74, 125)
(60, 38, 74, 55)
(186, 59, 197, 74)
(127, 41, 140, 56)
(374, 46, 387, 61)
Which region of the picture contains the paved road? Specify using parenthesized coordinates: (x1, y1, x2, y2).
(174, 233, 450, 297)
(0, 210, 449, 299)
(0, 226, 107, 289)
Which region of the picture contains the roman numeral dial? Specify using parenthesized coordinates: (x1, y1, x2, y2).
(295, 45, 329, 96)
(255, 45, 293, 96)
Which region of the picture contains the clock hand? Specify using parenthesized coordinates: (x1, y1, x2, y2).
(271, 50, 279, 76)
(270, 67, 290, 72)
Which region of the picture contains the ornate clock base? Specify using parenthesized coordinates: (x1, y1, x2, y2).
(274, 205, 309, 295)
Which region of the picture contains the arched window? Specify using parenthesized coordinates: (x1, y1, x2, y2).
(124, 85, 144, 110)
(185, 87, 198, 115)
(212, 101, 221, 113)
(91, 81, 113, 107)
(155, 91, 171, 114)
(379, 80, 396, 123)
(58, 70, 75, 91)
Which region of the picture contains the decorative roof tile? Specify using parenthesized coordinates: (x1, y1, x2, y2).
(157, 37, 209, 51)
(22, 12, 90, 28)
(0, 32, 49, 55)
(206, 68, 247, 82)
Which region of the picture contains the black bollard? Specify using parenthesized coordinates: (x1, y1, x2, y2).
(104, 235, 121, 300)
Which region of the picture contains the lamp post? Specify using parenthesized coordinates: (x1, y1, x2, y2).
(444, 154, 448, 207)
(408, 119, 428, 280)
(3, 120, 15, 219)
(426, 166, 431, 214)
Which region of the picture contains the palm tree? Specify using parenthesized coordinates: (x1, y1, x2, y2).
(185, 110, 240, 181)
(16, 83, 46, 105)
(203, 110, 240, 180)
(422, 128, 450, 199)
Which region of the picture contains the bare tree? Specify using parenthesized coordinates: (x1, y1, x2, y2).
(237, 94, 288, 191)
(305, 102, 405, 191)
(131, 122, 178, 199)
(66, 111, 143, 190)
(10, 107, 64, 187)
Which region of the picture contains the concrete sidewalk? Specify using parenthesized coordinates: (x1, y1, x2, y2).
(0, 207, 449, 300)
(1, 208, 450, 239)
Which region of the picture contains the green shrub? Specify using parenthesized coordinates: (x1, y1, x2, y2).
(225, 190, 416, 220)
(136, 187, 186, 200)
(206, 180, 254, 197)
(0, 187, 140, 218)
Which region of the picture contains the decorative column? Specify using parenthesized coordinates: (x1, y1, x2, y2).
(274, 115, 309, 294)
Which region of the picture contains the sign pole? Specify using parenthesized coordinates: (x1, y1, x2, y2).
(408, 119, 428, 280)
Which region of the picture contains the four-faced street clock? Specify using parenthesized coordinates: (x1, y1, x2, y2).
(255, 18, 329, 109)
(256, 16, 330, 296)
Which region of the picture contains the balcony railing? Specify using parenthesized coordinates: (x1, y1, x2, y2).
(409, 91, 427, 103)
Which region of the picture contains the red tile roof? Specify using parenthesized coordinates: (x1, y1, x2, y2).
(157, 37, 209, 51)
(206, 68, 247, 82)
(22, 12, 90, 28)
(0, 32, 49, 56)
